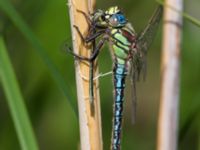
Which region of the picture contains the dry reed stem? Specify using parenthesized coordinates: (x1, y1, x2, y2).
(68, 0, 102, 150)
(157, 0, 183, 150)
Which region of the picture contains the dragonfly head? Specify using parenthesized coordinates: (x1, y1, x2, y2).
(92, 9, 108, 27)
(92, 6, 127, 28)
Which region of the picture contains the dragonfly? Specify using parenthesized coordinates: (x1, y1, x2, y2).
(68, 5, 163, 150)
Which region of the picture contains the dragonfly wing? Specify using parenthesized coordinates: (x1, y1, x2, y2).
(129, 6, 163, 123)
(136, 5, 163, 80)
(129, 45, 147, 123)
(128, 56, 141, 124)
(136, 5, 163, 54)
(129, 60, 137, 124)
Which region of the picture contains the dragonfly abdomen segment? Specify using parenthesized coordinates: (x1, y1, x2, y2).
(110, 28, 136, 150)
(112, 64, 127, 150)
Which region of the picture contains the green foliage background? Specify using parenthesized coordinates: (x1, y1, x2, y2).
(0, 0, 200, 149)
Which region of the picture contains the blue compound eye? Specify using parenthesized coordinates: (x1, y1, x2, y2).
(116, 14, 126, 24)
(109, 14, 127, 27)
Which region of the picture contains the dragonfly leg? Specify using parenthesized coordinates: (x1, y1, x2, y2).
(69, 26, 106, 61)
(73, 38, 107, 104)
(88, 37, 107, 103)
(89, 36, 107, 60)
(88, 36, 108, 103)
(70, 25, 107, 103)
(68, 37, 107, 103)
(76, 9, 92, 25)
(68, 35, 107, 62)
(73, 25, 105, 43)
(67, 46, 91, 61)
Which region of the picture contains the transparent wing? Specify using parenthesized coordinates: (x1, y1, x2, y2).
(136, 5, 163, 54)
(128, 54, 143, 124)
(136, 5, 163, 79)
(129, 6, 163, 123)
(129, 60, 137, 124)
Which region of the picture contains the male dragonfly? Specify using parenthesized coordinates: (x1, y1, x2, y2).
(68, 5, 163, 150)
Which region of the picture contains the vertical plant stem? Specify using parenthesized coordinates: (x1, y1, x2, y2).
(0, 36, 38, 150)
(157, 0, 183, 150)
(67, 0, 102, 150)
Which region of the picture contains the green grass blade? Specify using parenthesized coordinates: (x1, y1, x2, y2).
(0, 0, 77, 116)
(156, 0, 200, 28)
(0, 36, 39, 150)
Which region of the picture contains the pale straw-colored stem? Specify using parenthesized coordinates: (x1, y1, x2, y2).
(67, 0, 103, 150)
(157, 0, 183, 150)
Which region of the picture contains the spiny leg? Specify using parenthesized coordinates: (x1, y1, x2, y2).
(73, 25, 105, 43)
(67, 27, 105, 61)
(74, 9, 103, 43)
(88, 37, 107, 103)
(66, 46, 91, 61)
(71, 24, 108, 104)
(67, 45, 95, 103)
(84, 37, 108, 103)
(67, 36, 106, 61)
(76, 9, 92, 25)
(68, 36, 107, 103)
(68, 27, 106, 103)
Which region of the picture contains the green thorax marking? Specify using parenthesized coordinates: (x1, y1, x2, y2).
(110, 28, 134, 64)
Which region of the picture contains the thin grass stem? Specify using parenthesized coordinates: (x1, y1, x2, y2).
(0, 35, 39, 150)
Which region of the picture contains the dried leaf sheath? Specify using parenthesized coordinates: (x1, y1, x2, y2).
(68, 0, 103, 150)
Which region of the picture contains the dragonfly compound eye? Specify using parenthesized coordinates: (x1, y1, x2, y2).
(116, 14, 126, 24)
(109, 14, 127, 27)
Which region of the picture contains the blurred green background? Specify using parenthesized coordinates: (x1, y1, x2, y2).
(0, 0, 200, 149)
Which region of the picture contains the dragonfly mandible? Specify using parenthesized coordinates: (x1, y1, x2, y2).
(68, 5, 163, 150)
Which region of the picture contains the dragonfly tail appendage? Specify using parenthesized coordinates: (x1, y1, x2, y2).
(111, 64, 127, 150)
